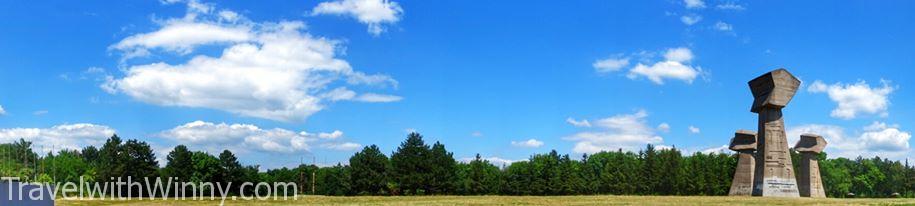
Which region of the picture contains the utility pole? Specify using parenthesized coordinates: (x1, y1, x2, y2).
(312, 156, 316, 194)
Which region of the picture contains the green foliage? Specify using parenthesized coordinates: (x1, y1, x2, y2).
(391, 132, 432, 195)
(428, 142, 457, 194)
(5, 132, 915, 198)
(164, 145, 193, 182)
(349, 145, 389, 195)
(456, 154, 502, 195)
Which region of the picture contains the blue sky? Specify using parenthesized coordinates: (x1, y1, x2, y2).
(0, 0, 913, 168)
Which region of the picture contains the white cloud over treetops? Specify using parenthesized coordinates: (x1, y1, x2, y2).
(564, 110, 664, 154)
(787, 122, 911, 159)
(105, 0, 400, 122)
(511, 139, 544, 148)
(0, 124, 116, 154)
(158, 120, 360, 154)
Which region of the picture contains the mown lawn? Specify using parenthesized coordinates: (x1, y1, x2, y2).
(57, 195, 915, 205)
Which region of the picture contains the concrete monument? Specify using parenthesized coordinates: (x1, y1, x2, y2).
(795, 133, 828, 198)
(728, 130, 757, 196)
(748, 68, 801, 197)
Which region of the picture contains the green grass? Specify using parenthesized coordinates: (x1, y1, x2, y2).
(57, 195, 915, 205)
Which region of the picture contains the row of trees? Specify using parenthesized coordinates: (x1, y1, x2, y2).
(2, 133, 915, 197)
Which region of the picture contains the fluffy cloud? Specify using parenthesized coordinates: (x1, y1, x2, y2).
(321, 142, 362, 151)
(680, 15, 702, 26)
(714, 21, 733, 31)
(159, 121, 357, 153)
(688, 125, 701, 134)
(566, 117, 592, 128)
(787, 122, 911, 159)
(511, 139, 544, 148)
(657, 123, 671, 132)
(311, 0, 403, 35)
(808, 80, 894, 119)
(627, 48, 702, 84)
(0, 124, 116, 153)
(106, 1, 400, 122)
(700, 145, 730, 154)
(715, 3, 746, 11)
(595, 47, 703, 85)
(564, 110, 664, 154)
(592, 57, 629, 73)
(684, 0, 705, 9)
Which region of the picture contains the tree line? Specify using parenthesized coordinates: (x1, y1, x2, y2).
(1, 132, 914, 197)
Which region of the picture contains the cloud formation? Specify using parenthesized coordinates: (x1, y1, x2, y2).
(311, 0, 404, 35)
(688, 126, 700, 134)
(566, 117, 592, 128)
(592, 57, 629, 73)
(714, 21, 733, 31)
(627, 48, 702, 84)
(808, 80, 894, 119)
(595, 47, 703, 85)
(787, 122, 911, 159)
(106, 0, 400, 122)
(0, 124, 116, 153)
(680, 14, 702, 25)
(158, 120, 360, 153)
(684, 0, 705, 9)
(564, 110, 664, 154)
(511, 139, 544, 148)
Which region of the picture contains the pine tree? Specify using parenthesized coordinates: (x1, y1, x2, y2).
(349, 145, 390, 195)
(218, 150, 243, 195)
(164, 145, 194, 182)
(428, 141, 456, 194)
(390, 132, 432, 195)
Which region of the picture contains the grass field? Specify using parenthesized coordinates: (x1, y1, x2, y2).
(57, 195, 915, 205)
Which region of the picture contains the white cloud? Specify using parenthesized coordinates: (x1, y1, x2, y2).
(33, 110, 48, 116)
(663, 47, 693, 63)
(787, 122, 911, 159)
(564, 110, 664, 154)
(657, 123, 671, 132)
(699, 145, 731, 154)
(808, 80, 894, 119)
(860, 122, 910, 152)
(355, 93, 403, 102)
(511, 139, 544, 148)
(0, 123, 116, 153)
(158, 121, 355, 154)
(716, 3, 746, 11)
(688, 125, 700, 134)
(627, 48, 702, 84)
(321, 142, 362, 151)
(680, 15, 702, 26)
(566, 117, 592, 128)
(311, 0, 404, 35)
(106, 1, 400, 122)
(684, 0, 706, 9)
(471, 131, 483, 137)
(315, 130, 344, 139)
(596, 47, 703, 85)
(714, 21, 733, 31)
(458, 156, 521, 166)
(593, 57, 629, 73)
(0, 105, 5, 116)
